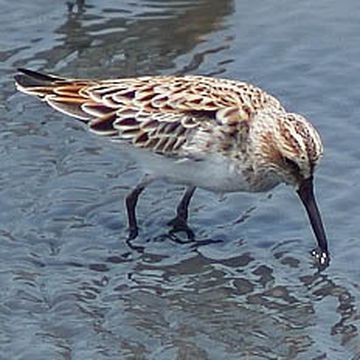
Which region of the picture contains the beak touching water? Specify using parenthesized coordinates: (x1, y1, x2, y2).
(296, 176, 329, 267)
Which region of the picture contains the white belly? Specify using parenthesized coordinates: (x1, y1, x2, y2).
(125, 146, 277, 193)
(165, 156, 251, 192)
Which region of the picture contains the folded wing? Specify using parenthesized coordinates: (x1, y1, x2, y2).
(15, 68, 282, 157)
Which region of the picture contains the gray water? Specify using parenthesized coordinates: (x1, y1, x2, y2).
(1, 0, 360, 359)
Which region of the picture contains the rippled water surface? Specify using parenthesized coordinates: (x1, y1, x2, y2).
(1, 0, 360, 358)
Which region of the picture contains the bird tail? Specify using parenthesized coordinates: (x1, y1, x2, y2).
(15, 68, 68, 97)
(14, 68, 99, 120)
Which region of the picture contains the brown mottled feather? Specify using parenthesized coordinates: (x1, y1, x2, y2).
(15, 69, 284, 157)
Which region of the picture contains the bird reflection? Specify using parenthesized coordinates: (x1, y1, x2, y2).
(32, 0, 234, 77)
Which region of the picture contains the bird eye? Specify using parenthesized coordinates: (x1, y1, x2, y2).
(284, 157, 300, 172)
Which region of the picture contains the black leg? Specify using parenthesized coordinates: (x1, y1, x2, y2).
(175, 186, 196, 221)
(168, 186, 196, 239)
(125, 175, 153, 240)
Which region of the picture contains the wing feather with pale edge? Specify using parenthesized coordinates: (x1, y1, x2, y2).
(15, 68, 284, 156)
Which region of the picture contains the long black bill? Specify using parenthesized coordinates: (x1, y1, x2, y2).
(297, 176, 329, 259)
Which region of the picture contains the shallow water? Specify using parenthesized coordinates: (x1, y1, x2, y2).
(1, 0, 360, 358)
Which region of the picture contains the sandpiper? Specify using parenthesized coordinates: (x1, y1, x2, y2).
(15, 68, 329, 266)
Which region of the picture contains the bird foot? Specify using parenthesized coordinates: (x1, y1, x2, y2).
(125, 227, 145, 253)
(167, 217, 195, 241)
(128, 226, 139, 240)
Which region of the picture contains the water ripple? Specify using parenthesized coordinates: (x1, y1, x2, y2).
(1, 0, 360, 358)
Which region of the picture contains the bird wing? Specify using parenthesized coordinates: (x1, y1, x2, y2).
(15, 68, 283, 157)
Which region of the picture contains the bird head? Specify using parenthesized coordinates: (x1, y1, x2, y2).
(251, 109, 329, 266)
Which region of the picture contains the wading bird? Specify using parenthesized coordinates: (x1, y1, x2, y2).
(15, 68, 329, 266)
